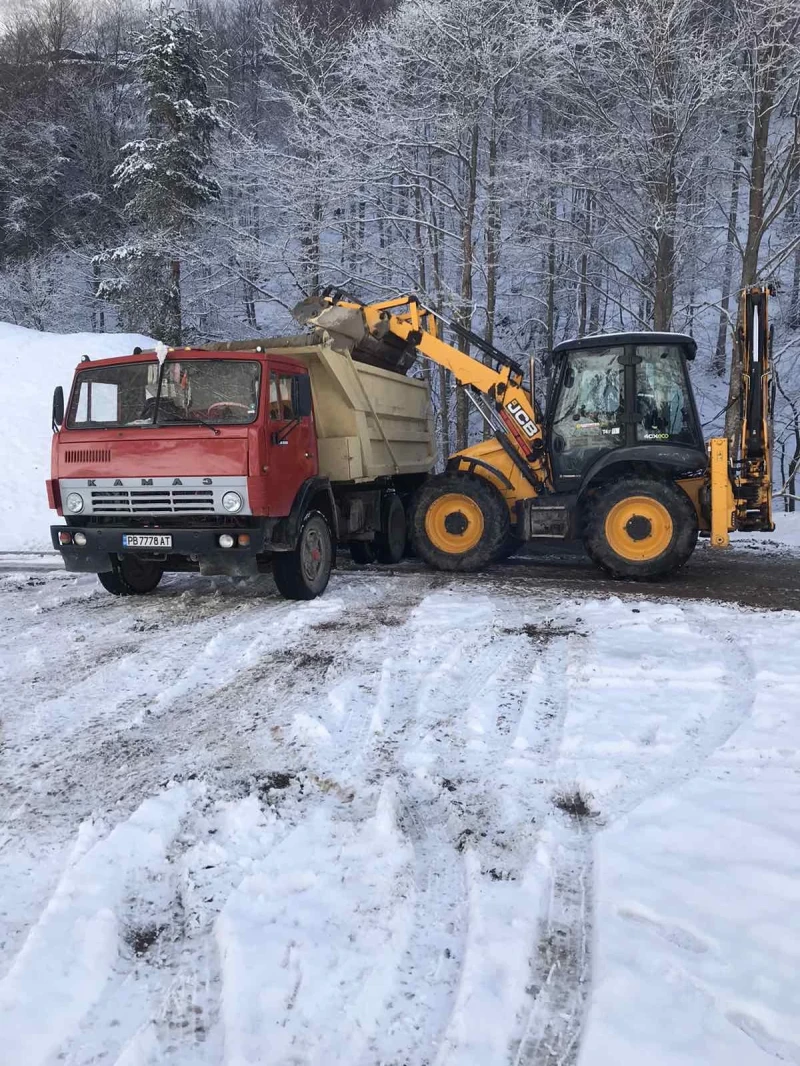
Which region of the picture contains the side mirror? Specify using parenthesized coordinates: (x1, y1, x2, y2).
(296, 374, 312, 418)
(52, 385, 64, 430)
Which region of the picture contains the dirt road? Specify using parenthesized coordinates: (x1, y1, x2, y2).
(343, 537, 800, 613)
(3, 536, 798, 611)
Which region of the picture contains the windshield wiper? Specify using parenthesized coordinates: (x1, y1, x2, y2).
(155, 415, 220, 436)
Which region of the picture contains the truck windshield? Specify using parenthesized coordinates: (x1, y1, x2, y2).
(66, 359, 261, 429)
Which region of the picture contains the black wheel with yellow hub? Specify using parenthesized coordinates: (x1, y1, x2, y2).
(411, 473, 510, 572)
(583, 475, 697, 580)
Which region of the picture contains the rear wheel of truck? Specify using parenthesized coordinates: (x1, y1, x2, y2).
(582, 475, 698, 580)
(349, 540, 376, 564)
(273, 511, 332, 600)
(411, 473, 510, 572)
(375, 494, 407, 564)
(98, 557, 163, 596)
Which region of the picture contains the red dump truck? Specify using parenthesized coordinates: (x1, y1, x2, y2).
(47, 332, 434, 599)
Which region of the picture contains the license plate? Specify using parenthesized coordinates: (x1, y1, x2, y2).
(122, 534, 173, 549)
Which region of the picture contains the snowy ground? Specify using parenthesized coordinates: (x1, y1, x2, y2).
(0, 322, 152, 552)
(1, 565, 799, 1066)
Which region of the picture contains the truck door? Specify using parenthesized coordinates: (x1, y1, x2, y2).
(266, 365, 318, 515)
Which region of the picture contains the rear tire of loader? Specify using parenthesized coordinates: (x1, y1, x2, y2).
(582, 475, 698, 580)
(273, 511, 333, 600)
(98, 557, 163, 596)
(375, 494, 407, 564)
(411, 473, 510, 572)
(495, 529, 523, 562)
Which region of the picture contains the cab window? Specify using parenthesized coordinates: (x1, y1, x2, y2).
(269, 373, 296, 420)
(550, 347, 625, 476)
(635, 346, 695, 444)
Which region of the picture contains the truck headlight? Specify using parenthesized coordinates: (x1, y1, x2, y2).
(65, 492, 84, 514)
(222, 491, 243, 513)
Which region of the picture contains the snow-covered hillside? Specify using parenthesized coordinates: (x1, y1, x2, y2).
(0, 322, 153, 551)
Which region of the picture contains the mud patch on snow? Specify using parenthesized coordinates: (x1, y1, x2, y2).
(552, 785, 599, 822)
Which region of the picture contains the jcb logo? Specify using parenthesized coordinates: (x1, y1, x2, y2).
(506, 399, 538, 439)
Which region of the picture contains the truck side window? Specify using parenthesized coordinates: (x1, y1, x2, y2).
(269, 373, 296, 420)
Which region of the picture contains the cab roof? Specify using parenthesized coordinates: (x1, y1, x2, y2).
(70, 346, 305, 374)
(553, 331, 697, 360)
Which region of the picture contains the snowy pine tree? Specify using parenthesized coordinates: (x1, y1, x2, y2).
(95, 6, 220, 344)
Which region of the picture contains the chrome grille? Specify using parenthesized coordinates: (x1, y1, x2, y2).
(90, 488, 215, 514)
(59, 475, 251, 516)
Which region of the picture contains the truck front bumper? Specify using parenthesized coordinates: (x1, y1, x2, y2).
(51, 524, 271, 576)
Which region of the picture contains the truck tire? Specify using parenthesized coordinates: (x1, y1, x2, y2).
(273, 511, 332, 600)
(583, 475, 698, 580)
(98, 557, 163, 596)
(349, 540, 376, 565)
(411, 473, 510, 572)
(375, 494, 407, 564)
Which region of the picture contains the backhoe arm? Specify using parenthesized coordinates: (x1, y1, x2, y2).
(735, 286, 774, 532)
(710, 285, 775, 545)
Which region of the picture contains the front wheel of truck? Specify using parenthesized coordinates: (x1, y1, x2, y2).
(272, 511, 333, 600)
(98, 557, 163, 596)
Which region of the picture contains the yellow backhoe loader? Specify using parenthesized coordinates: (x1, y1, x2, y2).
(299, 286, 775, 580)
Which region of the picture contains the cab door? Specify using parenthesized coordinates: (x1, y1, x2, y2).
(548, 346, 626, 491)
(266, 363, 318, 516)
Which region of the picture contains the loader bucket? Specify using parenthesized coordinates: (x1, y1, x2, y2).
(292, 297, 417, 375)
(292, 299, 367, 345)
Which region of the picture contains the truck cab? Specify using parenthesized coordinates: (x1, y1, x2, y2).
(49, 347, 331, 597)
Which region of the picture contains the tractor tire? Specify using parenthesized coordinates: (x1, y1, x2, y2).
(375, 494, 407, 564)
(411, 473, 510, 572)
(583, 475, 698, 581)
(495, 530, 523, 562)
(349, 540, 376, 564)
(98, 557, 163, 596)
(273, 511, 333, 600)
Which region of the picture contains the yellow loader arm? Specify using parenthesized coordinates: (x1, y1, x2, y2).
(307, 291, 551, 492)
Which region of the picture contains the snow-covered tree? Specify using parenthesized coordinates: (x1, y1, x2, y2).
(96, 4, 220, 344)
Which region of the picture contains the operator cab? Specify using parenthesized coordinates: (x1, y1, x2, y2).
(545, 332, 705, 493)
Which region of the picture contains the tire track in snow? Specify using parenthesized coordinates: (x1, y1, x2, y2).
(328, 593, 582, 1066)
(0, 785, 194, 1066)
(53, 788, 297, 1066)
(510, 604, 758, 1066)
(374, 787, 469, 1066)
(508, 630, 595, 1066)
(512, 822, 593, 1066)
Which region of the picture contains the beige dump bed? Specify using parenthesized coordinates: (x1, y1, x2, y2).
(205, 336, 435, 484)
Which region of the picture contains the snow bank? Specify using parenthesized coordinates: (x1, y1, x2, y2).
(0, 321, 152, 551)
